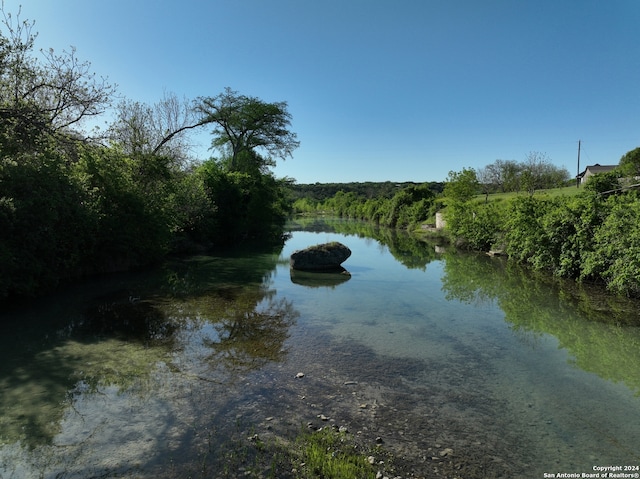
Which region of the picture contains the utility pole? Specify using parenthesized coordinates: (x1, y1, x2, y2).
(576, 140, 581, 188)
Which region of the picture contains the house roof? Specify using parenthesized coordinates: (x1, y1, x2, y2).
(578, 164, 617, 178)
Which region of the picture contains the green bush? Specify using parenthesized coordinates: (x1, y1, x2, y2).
(76, 146, 172, 271)
(197, 160, 290, 246)
(446, 200, 506, 251)
(582, 193, 640, 297)
(0, 150, 94, 298)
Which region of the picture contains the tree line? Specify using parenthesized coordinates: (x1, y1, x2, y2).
(446, 152, 571, 202)
(0, 8, 298, 300)
(292, 152, 570, 229)
(293, 183, 441, 229)
(295, 146, 640, 297)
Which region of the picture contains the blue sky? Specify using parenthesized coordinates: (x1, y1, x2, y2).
(6, 1, 640, 183)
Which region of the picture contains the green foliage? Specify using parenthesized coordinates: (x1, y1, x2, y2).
(503, 196, 556, 268)
(290, 181, 444, 202)
(538, 195, 594, 278)
(446, 188, 640, 297)
(582, 193, 640, 297)
(618, 146, 640, 177)
(476, 155, 570, 196)
(383, 184, 435, 228)
(75, 146, 173, 271)
(444, 167, 479, 203)
(197, 160, 290, 246)
(502, 195, 602, 276)
(304, 183, 436, 229)
(292, 197, 318, 213)
(583, 170, 622, 194)
(296, 428, 375, 479)
(445, 201, 506, 251)
(0, 2, 297, 301)
(197, 87, 299, 175)
(0, 149, 93, 298)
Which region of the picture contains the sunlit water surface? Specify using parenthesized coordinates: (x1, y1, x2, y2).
(1, 221, 639, 478)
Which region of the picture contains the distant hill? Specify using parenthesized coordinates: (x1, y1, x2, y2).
(290, 181, 445, 201)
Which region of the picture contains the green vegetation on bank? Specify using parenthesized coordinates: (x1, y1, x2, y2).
(296, 149, 640, 298)
(293, 183, 441, 229)
(0, 8, 297, 300)
(443, 155, 640, 297)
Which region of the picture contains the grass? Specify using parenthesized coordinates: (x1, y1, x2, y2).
(471, 184, 583, 204)
(294, 427, 377, 479)
(191, 423, 386, 479)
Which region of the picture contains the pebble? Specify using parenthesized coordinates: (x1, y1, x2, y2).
(295, 372, 305, 378)
(439, 447, 454, 457)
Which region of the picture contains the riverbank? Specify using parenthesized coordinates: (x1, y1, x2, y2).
(175, 327, 525, 479)
(2, 225, 638, 478)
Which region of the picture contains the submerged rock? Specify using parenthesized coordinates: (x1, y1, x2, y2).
(290, 242, 351, 271)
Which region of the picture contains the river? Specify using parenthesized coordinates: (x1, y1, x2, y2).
(1, 218, 639, 478)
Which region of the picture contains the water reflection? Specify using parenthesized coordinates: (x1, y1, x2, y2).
(2, 221, 640, 477)
(0, 243, 300, 452)
(287, 216, 438, 270)
(441, 250, 640, 394)
(289, 268, 351, 288)
(82, 294, 176, 343)
(204, 297, 298, 370)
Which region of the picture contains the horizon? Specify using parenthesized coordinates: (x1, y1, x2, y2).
(4, 1, 639, 184)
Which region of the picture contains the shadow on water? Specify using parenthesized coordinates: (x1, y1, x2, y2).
(0, 240, 300, 453)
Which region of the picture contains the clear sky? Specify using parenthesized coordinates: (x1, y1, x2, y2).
(4, 0, 640, 184)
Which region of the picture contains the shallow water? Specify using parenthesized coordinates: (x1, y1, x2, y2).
(1, 219, 639, 478)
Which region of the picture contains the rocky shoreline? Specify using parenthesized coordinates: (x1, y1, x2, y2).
(163, 327, 528, 478)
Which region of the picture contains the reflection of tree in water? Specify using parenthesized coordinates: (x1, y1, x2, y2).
(0, 295, 175, 448)
(440, 250, 640, 394)
(204, 297, 299, 371)
(382, 229, 438, 270)
(288, 217, 438, 270)
(82, 298, 176, 344)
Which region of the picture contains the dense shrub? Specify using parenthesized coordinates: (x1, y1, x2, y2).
(457, 190, 640, 297)
(582, 193, 640, 297)
(445, 201, 506, 251)
(197, 160, 291, 246)
(75, 146, 173, 272)
(503, 197, 547, 265)
(0, 150, 94, 298)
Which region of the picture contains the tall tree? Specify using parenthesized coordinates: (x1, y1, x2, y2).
(0, 5, 116, 146)
(109, 92, 201, 165)
(485, 159, 521, 193)
(196, 88, 299, 175)
(521, 151, 569, 195)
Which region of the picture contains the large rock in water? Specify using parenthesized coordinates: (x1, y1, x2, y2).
(290, 242, 351, 271)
